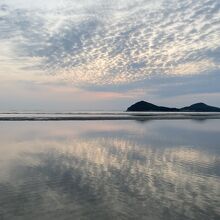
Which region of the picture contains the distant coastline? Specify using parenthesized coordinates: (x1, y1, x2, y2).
(127, 101, 220, 112)
(0, 101, 220, 121)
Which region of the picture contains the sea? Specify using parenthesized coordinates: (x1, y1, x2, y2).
(0, 112, 219, 220)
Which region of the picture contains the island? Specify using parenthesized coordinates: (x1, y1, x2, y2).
(126, 101, 220, 112)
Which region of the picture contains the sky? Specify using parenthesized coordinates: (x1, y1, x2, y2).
(0, 0, 219, 111)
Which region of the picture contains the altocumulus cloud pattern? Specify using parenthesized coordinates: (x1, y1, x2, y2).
(0, 0, 219, 87)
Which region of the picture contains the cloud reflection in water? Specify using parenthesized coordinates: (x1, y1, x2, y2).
(0, 120, 219, 220)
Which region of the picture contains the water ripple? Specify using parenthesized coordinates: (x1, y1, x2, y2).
(0, 120, 219, 219)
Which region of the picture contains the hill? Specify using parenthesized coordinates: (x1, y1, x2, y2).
(126, 101, 220, 112)
(180, 103, 220, 112)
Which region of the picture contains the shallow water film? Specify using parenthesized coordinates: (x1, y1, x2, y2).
(0, 120, 219, 220)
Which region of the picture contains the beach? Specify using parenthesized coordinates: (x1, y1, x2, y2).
(0, 119, 219, 219)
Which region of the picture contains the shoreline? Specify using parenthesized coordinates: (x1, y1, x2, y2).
(0, 113, 220, 121)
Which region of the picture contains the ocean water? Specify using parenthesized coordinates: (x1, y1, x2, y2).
(0, 119, 219, 220)
(0, 112, 220, 120)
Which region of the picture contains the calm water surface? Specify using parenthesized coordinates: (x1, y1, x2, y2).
(0, 120, 219, 220)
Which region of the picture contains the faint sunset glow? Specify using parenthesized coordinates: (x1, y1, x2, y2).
(0, 0, 219, 110)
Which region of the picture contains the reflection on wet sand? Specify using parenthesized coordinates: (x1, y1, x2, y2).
(0, 120, 219, 220)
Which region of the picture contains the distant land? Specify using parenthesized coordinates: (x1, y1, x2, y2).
(127, 101, 220, 112)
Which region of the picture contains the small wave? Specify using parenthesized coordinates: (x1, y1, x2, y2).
(0, 112, 220, 121)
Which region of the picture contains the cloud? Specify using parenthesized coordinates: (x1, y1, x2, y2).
(0, 0, 219, 96)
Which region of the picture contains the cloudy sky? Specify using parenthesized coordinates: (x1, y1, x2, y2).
(0, 0, 219, 111)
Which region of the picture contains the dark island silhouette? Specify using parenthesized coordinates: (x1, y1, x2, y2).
(127, 101, 220, 112)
